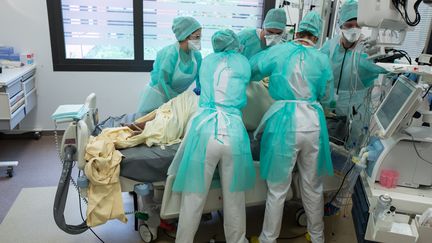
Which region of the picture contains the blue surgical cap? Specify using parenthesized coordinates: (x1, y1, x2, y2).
(338, 0, 358, 26)
(263, 8, 287, 30)
(172, 16, 201, 41)
(212, 29, 240, 53)
(297, 11, 323, 37)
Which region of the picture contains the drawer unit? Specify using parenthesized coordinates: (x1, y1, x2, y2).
(25, 88, 37, 114)
(22, 69, 36, 81)
(22, 76, 35, 94)
(0, 104, 25, 130)
(2, 78, 22, 98)
(0, 64, 37, 130)
(9, 91, 25, 107)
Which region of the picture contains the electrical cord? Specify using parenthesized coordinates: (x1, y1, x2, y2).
(392, 0, 422, 26)
(389, 49, 412, 64)
(328, 162, 356, 205)
(422, 85, 432, 99)
(405, 131, 432, 165)
(77, 170, 105, 243)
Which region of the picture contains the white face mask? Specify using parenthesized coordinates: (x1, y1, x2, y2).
(265, 34, 283, 46)
(188, 40, 201, 51)
(341, 28, 362, 43)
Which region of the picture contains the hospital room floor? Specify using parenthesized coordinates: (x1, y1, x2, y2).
(0, 135, 357, 242)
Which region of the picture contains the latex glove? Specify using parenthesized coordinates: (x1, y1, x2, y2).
(193, 87, 201, 95)
(325, 108, 337, 118)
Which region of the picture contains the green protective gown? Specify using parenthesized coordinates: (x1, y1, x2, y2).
(169, 50, 256, 193)
(137, 43, 202, 113)
(238, 28, 267, 60)
(320, 36, 387, 146)
(251, 41, 335, 183)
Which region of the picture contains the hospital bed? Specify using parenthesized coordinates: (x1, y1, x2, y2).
(54, 90, 341, 242)
(54, 92, 295, 241)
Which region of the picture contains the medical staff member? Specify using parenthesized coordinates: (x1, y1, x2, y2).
(238, 8, 287, 59)
(250, 12, 334, 243)
(321, 0, 387, 146)
(168, 29, 255, 243)
(137, 16, 202, 113)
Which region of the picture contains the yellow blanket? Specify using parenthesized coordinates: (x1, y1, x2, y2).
(84, 135, 127, 227)
(84, 91, 198, 226)
(115, 90, 199, 149)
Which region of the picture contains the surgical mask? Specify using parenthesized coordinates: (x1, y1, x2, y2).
(265, 34, 283, 46)
(188, 40, 201, 51)
(341, 28, 362, 43)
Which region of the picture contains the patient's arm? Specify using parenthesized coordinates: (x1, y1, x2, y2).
(122, 111, 157, 134)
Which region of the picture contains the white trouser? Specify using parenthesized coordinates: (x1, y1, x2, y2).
(259, 131, 324, 243)
(176, 136, 248, 243)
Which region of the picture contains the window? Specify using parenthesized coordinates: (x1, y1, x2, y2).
(47, 0, 275, 72)
(143, 0, 267, 60)
(63, 0, 134, 60)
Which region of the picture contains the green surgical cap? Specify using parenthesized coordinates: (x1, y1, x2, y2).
(212, 29, 240, 53)
(172, 16, 201, 41)
(338, 0, 358, 26)
(263, 8, 287, 30)
(298, 11, 323, 37)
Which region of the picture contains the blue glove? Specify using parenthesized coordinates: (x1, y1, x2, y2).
(193, 87, 201, 95)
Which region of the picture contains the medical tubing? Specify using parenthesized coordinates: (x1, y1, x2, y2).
(328, 163, 355, 206)
(336, 40, 357, 95)
(329, 151, 368, 207)
(353, 41, 374, 147)
(55, 124, 137, 213)
(336, 49, 348, 95)
(77, 171, 105, 243)
(392, 0, 422, 26)
(422, 85, 431, 99)
(54, 126, 88, 205)
(53, 145, 89, 234)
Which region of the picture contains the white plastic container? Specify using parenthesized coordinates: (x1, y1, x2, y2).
(366, 212, 419, 243)
(20, 52, 34, 65)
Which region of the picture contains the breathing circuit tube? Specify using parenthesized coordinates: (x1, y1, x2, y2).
(53, 145, 89, 234)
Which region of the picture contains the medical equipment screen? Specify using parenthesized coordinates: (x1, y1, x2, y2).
(376, 78, 414, 131)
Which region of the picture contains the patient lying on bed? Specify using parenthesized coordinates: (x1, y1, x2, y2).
(101, 90, 199, 149)
(114, 77, 273, 147)
(83, 90, 198, 227)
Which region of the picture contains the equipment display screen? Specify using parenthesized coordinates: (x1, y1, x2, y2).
(376, 78, 414, 130)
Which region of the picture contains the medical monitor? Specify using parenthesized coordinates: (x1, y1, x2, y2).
(374, 76, 422, 138)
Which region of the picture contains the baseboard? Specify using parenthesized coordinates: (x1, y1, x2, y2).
(0, 130, 64, 139)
